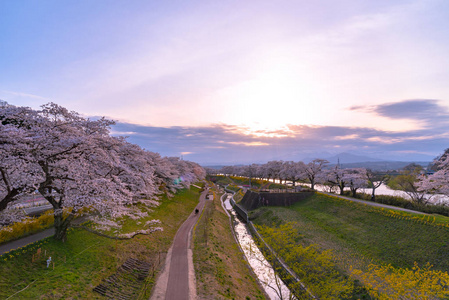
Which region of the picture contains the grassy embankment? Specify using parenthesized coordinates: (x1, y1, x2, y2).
(193, 185, 265, 300)
(0, 186, 202, 299)
(250, 192, 449, 298)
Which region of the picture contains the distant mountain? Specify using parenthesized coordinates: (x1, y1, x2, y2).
(204, 152, 432, 171)
(303, 152, 383, 164)
(302, 152, 431, 171)
(325, 152, 384, 164)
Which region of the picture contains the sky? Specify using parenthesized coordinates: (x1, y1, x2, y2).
(1, 0, 449, 165)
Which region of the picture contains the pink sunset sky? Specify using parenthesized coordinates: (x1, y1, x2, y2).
(1, 0, 449, 164)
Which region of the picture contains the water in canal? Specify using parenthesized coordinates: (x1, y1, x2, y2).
(223, 194, 293, 300)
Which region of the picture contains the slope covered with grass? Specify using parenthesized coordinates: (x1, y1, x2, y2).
(250, 193, 449, 299)
(193, 188, 265, 299)
(0, 187, 202, 299)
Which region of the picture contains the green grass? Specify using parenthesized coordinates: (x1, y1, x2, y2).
(250, 193, 449, 299)
(251, 193, 449, 272)
(225, 185, 241, 193)
(227, 176, 265, 188)
(193, 188, 265, 299)
(208, 175, 234, 186)
(0, 187, 202, 299)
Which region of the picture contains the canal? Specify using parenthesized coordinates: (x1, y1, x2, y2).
(222, 193, 293, 300)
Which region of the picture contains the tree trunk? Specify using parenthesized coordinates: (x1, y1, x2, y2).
(339, 184, 344, 195)
(0, 188, 19, 211)
(53, 210, 75, 242)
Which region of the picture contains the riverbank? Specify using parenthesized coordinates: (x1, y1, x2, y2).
(192, 187, 266, 299)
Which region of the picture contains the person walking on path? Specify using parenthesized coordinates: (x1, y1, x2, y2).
(150, 186, 208, 300)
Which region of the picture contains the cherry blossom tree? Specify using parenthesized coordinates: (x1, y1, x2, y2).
(343, 168, 367, 197)
(242, 164, 259, 188)
(147, 152, 181, 195)
(32, 104, 157, 240)
(167, 157, 206, 188)
(1, 103, 205, 240)
(221, 165, 237, 177)
(321, 165, 348, 195)
(302, 159, 329, 190)
(364, 169, 389, 201)
(1, 106, 43, 212)
(389, 164, 431, 205)
(204, 167, 219, 176)
(418, 153, 449, 197)
(263, 161, 284, 184)
(428, 148, 449, 172)
(279, 161, 305, 187)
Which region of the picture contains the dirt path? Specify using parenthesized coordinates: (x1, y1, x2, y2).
(150, 187, 208, 300)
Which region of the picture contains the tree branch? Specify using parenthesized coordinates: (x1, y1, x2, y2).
(71, 225, 162, 240)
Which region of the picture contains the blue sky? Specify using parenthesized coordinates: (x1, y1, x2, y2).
(1, 0, 449, 165)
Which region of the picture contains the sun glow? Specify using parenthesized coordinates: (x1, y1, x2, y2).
(217, 55, 327, 134)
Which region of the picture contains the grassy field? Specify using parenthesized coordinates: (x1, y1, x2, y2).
(193, 186, 265, 300)
(250, 192, 449, 299)
(0, 187, 202, 299)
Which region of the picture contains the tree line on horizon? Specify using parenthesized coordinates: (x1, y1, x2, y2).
(0, 102, 206, 241)
(207, 152, 449, 206)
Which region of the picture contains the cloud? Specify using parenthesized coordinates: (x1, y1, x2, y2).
(354, 99, 448, 119)
(351, 99, 449, 130)
(111, 119, 448, 165)
(374, 99, 448, 120)
(226, 141, 270, 146)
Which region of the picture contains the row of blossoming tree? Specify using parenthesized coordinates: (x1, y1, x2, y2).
(209, 153, 449, 204)
(0, 103, 205, 241)
(208, 160, 386, 196)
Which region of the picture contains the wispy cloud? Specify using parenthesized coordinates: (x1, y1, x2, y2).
(0, 90, 50, 106)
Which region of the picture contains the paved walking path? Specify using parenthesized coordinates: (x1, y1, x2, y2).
(0, 216, 89, 256)
(319, 192, 426, 214)
(0, 227, 54, 256)
(150, 187, 208, 300)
